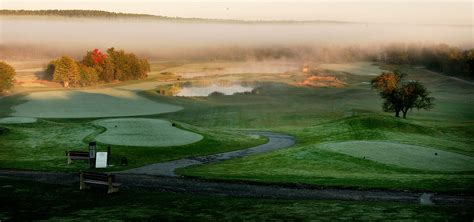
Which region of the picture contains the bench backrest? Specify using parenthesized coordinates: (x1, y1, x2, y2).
(81, 171, 115, 182)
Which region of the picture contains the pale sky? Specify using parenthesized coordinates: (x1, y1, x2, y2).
(1, 0, 473, 25)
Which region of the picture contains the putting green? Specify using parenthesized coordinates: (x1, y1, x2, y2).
(11, 89, 182, 118)
(0, 117, 37, 124)
(95, 118, 203, 147)
(319, 141, 474, 172)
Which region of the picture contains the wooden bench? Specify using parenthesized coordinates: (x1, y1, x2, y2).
(79, 171, 121, 194)
(66, 151, 89, 164)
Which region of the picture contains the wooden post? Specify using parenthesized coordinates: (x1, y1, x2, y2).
(89, 141, 96, 169)
(79, 171, 85, 190)
(107, 174, 113, 194)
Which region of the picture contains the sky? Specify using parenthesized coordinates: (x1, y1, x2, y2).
(1, 0, 473, 25)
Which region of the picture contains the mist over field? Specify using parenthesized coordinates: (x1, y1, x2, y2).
(1, 16, 472, 60)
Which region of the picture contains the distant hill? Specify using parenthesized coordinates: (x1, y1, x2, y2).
(0, 9, 350, 24)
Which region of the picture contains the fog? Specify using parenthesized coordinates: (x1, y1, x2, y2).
(0, 16, 472, 60)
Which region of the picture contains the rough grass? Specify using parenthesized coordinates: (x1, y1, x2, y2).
(317, 62, 386, 76)
(160, 61, 297, 78)
(319, 141, 474, 171)
(0, 120, 97, 170)
(1, 178, 473, 221)
(95, 118, 203, 147)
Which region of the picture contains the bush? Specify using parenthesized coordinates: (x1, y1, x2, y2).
(209, 91, 225, 97)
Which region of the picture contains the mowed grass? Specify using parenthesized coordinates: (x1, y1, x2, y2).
(11, 88, 182, 118)
(1, 62, 473, 191)
(95, 118, 203, 147)
(0, 119, 266, 171)
(319, 141, 474, 172)
(1, 178, 473, 221)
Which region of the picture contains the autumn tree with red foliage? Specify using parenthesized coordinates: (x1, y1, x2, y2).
(91, 48, 107, 65)
(46, 48, 149, 87)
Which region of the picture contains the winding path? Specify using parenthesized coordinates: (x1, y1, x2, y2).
(120, 131, 295, 176)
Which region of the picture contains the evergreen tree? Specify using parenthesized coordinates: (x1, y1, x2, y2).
(52, 56, 80, 87)
(0, 61, 15, 93)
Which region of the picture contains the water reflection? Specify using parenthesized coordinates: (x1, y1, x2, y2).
(158, 80, 255, 97)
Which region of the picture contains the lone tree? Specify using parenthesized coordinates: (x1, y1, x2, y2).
(371, 71, 434, 118)
(0, 61, 15, 93)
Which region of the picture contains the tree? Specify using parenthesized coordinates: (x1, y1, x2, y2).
(0, 61, 15, 93)
(46, 48, 149, 87)
(100, 57, 115, 82)
(106, 47, 149, 81)
(81, 48, 114, 82)
(78, 65, 98, 86)
(371, 71, 434, 119)
(52, 56, 80, 87)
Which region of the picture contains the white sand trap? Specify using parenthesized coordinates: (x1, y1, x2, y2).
(317, 62, 384, 76)
(95, 118, 203, 147)
(0, 117, 37, 124)
(11, 88, 182, 118)
(320, 141, 474, 171)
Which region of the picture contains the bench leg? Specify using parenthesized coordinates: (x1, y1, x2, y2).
(67, 156, 71, 164)
(80, 182, 91, 190)
(107, 185, 119, 194)
(79, 173, 90, 190)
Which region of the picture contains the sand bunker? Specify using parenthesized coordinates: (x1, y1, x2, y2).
(95, 118, 203, 147)
(0, 117, 38, 124)
(320, 141, 474, 171)
(296, 75, 346, 88)
(12, 88, 182, 118)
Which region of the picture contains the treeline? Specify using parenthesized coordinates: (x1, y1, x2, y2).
(0, 9, 348, 24)
(0, 10, 158, 18)
(378, 44, 474, 77)
(46, 48, 150, 87)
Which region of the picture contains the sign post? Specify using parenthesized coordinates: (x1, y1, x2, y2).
(89, 141, 96, 169)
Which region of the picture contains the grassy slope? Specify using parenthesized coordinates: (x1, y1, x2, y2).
(178, 115, 474, 192)
(1, 178, 472, 221)
(0, 119, 266, 171)
(144, 66, 474, 192)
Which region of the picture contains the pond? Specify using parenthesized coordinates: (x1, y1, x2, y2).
(157, 80, 255, 97)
